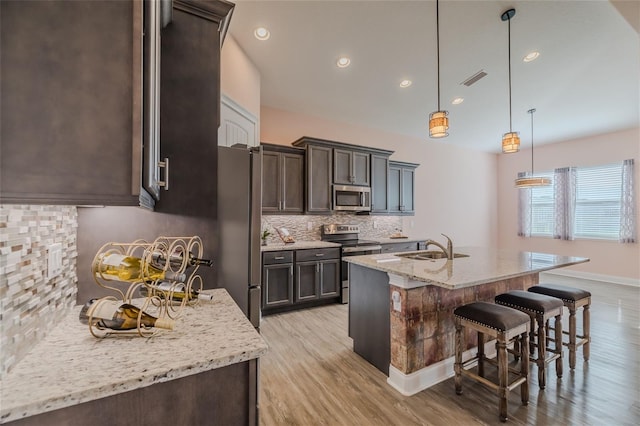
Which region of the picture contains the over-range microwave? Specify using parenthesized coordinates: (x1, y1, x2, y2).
(333, 185, 371, 211)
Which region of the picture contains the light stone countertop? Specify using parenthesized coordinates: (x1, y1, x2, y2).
(260, 241, 341, 252)
(344, 247, 589, 290)
(0, 289, 268, 424)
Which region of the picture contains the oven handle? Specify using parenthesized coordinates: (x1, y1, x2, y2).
(342, 245, 382, 254)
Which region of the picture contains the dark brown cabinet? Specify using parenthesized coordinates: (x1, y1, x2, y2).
(295, 248, 340, 302)
(262, 251, 294, 309)
(334, 149, 370, 186)
(305, 145, 333, 213)
(261, 144, 304, 214)
(371, 154, 390, 213)
(389, 161, 418, 215)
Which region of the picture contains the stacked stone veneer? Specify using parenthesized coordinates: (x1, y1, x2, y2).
(0, 205, 78, 377)
(390, 274, 539, 374)
(261, 214, 403, 244)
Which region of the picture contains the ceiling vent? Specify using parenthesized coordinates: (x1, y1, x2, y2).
(461, 70, 487, 87)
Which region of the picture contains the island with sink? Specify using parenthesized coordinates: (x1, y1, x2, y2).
(344, 245, 589, 396)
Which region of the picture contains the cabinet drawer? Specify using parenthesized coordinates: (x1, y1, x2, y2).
(295, 248, 340, 262)
(380, 242, 418, 253)
(263, 251, 293, 265)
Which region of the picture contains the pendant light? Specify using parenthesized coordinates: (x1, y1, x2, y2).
(501, 9, 519, 153)
(429, 0, 449, 138)
(515, 108, 551, 188)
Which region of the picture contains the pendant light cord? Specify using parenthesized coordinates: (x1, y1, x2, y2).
(436, 0, 441, 111)
(508, 16, 513, 132)
(529, 108, 535, 174)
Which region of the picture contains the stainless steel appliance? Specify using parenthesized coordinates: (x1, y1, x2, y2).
(321, 224, 381, 303)
(217, 145, 262, 327)
(333, 185, 371, 212)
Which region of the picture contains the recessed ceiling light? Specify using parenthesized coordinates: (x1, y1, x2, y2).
(254, 27, 270, 41)
(523, 51, 540, 62)
(400, 79, 412, 88)
(452, 97, 464, 105)
(336, 57, 351, 68)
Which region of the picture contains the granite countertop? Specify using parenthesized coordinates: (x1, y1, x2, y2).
(260, 240, 341, 252)
(0, 289, 268, 424)
(344, 247, 589, 290)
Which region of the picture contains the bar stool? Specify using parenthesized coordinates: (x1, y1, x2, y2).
(495, 290, 564, 389)
(528, 283, 591, 369)
(454, 302, 530, 422)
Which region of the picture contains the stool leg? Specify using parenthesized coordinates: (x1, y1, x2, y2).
(497, 337, 508, 422)
(529, 318, 536, 356)
(478, 332, 485, 377)
(537, 314, 546, 389)
(455, 321, 463, 395)
(520, 332, 530, 406)
(554, 314, 563, 378)
(584, 303, 591, 362)
(569, 307, 577, 370)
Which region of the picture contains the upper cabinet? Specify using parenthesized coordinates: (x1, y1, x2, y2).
(370, 154, 390, 213)
(333, 149, 370, 186)
(261, 144, 304, 214)
(388, 160, 418, 215)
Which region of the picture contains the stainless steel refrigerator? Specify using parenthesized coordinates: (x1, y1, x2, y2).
(217, 145, 262, 328)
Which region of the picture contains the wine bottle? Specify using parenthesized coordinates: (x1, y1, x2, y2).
(79, 299, 174, 330)
(94, 253, 186, 283)
(151, 251, 213, 268)
(140, 281, 214, 301)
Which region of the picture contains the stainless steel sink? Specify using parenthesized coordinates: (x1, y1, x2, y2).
(396, 250, 469, 260)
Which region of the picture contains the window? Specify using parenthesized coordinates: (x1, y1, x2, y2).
(530, 171, 554, 237)
(574, 164, 622, 240)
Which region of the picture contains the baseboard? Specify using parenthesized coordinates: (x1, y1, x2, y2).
(387, 342, 497, 396)
(542, 269, 640, 287)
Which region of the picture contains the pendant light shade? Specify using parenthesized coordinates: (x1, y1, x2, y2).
(429, 0, 449, 138)
(515, 108, 551, 188)
(501, 9, 519, 153)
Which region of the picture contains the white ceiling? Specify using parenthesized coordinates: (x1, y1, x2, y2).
(228, 0, 639, 153)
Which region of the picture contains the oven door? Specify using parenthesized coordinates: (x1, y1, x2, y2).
(341, 246, 382, 303)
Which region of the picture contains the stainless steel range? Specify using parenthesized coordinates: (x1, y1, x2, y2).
(321, 224, 382, 303)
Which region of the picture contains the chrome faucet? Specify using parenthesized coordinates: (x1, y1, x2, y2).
(424, 233, 453, 260)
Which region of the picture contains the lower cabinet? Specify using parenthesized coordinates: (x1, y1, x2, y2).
(380, 241, 418, 253)
(262, 248, 340, 314)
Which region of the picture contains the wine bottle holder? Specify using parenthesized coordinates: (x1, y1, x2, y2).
(88, 236, 207, 338)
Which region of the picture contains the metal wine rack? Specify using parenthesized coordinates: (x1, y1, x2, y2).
(86, 235, 207, 338)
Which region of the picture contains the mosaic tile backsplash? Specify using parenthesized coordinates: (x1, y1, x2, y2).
(261, 213, 404, 244)
(0, 205, 78, 377)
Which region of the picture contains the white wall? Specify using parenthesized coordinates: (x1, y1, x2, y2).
(260, 106, 498, 247)
(497, 127, 640, 281)
(220, 35, 261, 118)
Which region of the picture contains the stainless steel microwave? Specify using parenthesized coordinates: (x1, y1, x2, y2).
(333, 185, 371, 211)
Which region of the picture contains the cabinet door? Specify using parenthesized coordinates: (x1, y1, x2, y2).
(380, 242, 418, 253)
(262, 263, 294, 308)
(401, 167, 415, 213)
(333, 149, 352, 185)
(371, 154, 389, 213)
(306, 145, 332, 213)
(295, 262, 319, 302)
(281, 153, 304, 213)
(319, 259, 340, 298)
(0, 0, 140, 205)
(261, 151, 281, 212)
(352, 151, 370, 186)
(388, 165, 402, 213)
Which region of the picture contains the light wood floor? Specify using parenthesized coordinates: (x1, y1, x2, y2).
(258, 275, 640, 425)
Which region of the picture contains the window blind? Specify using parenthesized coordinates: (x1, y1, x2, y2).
(574, 163, 622, 239)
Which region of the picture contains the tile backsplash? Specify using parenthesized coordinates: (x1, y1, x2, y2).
(0, 205, 78, 377)
(261, 214, 404, 244)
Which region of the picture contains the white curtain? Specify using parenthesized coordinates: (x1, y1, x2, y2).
(620, 159, 637, 243)
(554, 167, 576, 240)
(517, 172, 532, 237)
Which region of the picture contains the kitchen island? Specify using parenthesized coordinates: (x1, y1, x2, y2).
(345, 247, 589, 396)
(0, 289, 268, 425)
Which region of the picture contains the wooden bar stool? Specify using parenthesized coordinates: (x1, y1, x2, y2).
(528, 283, 591, 369)
(454, 302, 530, 422)
(495, 290, 564, 389)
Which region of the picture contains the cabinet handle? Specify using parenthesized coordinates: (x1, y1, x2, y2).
(315, 253, 325, 257)
(158, 157, 170, 190)
(274, 256, 285, 260)
(316, 263, 320, 273)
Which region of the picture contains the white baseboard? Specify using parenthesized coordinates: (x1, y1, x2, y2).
(542, 269, 640, 287)
(387, 342, 497, 396)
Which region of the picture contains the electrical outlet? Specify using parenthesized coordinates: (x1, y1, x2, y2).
(307, 222, 313, 231)
(373, 221, 378, 229)
(410, 220, 415, 228)
(48, 243, 63, 279)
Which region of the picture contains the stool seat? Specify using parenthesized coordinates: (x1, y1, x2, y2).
(528, 283, 591, 302)
(454, 301, 530, 331)
(496, 290, 564, 315)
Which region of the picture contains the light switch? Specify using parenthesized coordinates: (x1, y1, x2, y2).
(48, 243, 63, 279)
(392, 290, 401, 312)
